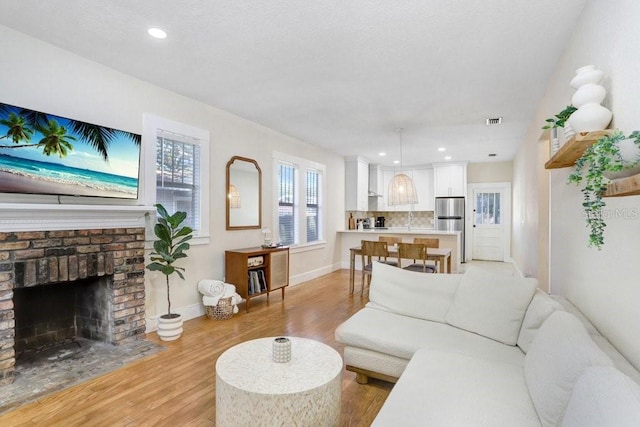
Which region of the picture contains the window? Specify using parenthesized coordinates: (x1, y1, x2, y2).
(156, 134, 200, 231)
(143, 114, 210, 244)
(306, 170, 320, 243)
(274, 152, 325, 247)
(475, 192, 501, 225)
(278, 163, 296, 246)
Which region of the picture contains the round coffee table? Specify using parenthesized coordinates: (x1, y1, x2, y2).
(215, 337, 343, 426)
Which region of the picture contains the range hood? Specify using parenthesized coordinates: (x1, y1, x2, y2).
(368, 164, 383, 196)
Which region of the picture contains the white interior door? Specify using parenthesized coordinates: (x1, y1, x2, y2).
(470, 184, 511, 261)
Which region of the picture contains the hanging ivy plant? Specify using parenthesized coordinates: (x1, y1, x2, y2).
(568, 130, 640, 249)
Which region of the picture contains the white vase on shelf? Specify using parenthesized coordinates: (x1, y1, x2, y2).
(570, 65, 604, 89)
(567, 65, 612, 133)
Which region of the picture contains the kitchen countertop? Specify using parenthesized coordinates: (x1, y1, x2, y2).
(338, 228, 461, 235)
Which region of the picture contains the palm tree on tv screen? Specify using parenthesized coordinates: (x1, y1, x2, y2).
(0, 104, 141, 161)
(37, 119, 76, 158)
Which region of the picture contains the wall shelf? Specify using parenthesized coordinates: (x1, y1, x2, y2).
(604, 173, 640, 197)
(545, 130, 614, 169)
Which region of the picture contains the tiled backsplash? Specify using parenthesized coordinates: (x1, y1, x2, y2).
(346, 211, 434, 229)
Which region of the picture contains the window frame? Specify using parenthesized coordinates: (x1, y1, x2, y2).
(273, 151, 325, 249)
(142, 114, 210, 246)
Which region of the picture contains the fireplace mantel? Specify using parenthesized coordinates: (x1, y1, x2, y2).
(0, 203, 156, 232)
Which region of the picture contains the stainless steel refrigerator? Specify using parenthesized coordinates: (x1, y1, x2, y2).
(435, 196, 465, 262)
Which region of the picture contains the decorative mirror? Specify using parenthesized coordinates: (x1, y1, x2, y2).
(226, 156, 262, 230)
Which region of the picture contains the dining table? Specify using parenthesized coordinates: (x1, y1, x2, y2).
(348, 245, 453, 295)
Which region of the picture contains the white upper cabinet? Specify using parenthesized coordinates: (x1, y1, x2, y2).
(433, 163, 467, 197)
(412, 168, 434, 211)
(382, 167, 434, 212)
(345, 156, 369, 211)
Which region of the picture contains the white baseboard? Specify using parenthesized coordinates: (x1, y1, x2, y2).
(289, 263, 342, 286)
(145, 302, 204, 333)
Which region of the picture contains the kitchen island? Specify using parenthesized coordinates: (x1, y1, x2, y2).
(338, 228, 462, 274)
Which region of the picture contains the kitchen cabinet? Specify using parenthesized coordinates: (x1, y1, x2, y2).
(412, 168, 434, 211)
(434, 163, 467, 197)
(368, 164, 383, 195)
(345, 156, 369, 211)
(381, 169, 397, 211)
(382, 168, 433, 212)
(368, 164, 384, 211)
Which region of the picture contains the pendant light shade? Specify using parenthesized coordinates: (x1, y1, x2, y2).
(388, 173, 418, 205)
(388, 129, 418, 206)
(228, 184, 241, 208)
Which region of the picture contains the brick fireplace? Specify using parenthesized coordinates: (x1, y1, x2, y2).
(0, 227, 147, 386)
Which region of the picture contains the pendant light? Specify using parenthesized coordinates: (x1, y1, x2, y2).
(387, 128, 418, 206)
(228, 184, 241, 208)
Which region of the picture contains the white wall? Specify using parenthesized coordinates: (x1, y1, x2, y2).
(467, 161, 513, 183)
(0, 25, 345, 323)
(513, 0, 640, 370)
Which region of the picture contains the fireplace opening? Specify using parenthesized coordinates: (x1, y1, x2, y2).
(14, 276, 112, 364)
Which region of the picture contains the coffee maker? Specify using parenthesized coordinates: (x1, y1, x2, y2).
(375, 216, 386, 228)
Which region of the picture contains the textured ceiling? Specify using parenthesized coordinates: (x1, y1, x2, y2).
(0, 0, 587, 166)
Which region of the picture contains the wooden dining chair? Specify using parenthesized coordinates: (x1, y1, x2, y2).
(397, 242, 437, 273)
(413, 237, 439, 248)
(360, 240, 397, 295)
(413, 237, 440, 271)
(378, 236, 403, 246)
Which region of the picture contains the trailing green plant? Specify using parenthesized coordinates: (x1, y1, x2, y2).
(568, 130, 640, 249)
(146, 203, 193, 317)
(542, 105, 577, 129)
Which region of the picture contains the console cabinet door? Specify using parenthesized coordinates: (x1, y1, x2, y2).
(269, 249, 289, 290)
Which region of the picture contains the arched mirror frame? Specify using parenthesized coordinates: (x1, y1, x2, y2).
(226, 156, 262, 230)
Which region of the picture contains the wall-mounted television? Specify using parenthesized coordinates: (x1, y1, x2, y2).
(0, 102, 141, 200)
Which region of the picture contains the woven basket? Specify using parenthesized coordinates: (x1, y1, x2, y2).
(205, 296, 234, 320)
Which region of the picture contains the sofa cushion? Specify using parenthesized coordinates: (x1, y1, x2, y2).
(561, 366, 640, 427)
(335, 307, 525, 366)
(445, 266, 538, 345)
(372, 349, 540, 427)
(368, 261, 461, 323)
(525, 311, 613, 427)
(517, 292, 565, 353)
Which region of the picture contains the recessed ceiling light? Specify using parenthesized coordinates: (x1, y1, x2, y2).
(444, 156, 452, 160)
(393, 160, 400, 164)
(148, 27, 167, 39)
(379, 152, 386, 156)
(437, 147, 446, 152)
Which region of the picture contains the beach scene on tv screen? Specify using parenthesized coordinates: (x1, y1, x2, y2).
(0, 102, 141, 199)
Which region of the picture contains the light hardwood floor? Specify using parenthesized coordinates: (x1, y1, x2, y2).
(0, 269, 393, 426)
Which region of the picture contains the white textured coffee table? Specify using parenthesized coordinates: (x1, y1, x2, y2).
(216, 337, 343, 426)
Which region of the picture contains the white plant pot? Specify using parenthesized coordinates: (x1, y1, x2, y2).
(563, 123, 576, 142)
(157, 314, 183, 341)
(603, 138, 640, 180)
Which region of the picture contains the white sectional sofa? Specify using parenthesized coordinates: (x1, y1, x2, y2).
(335, 262, 640, 426)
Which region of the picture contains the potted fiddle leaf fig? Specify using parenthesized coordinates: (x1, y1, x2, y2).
(146, 203, 193, 341)
(568, 130, 640, 249)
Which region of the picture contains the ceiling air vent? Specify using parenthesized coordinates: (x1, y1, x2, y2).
(485, 117, 503, 126)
